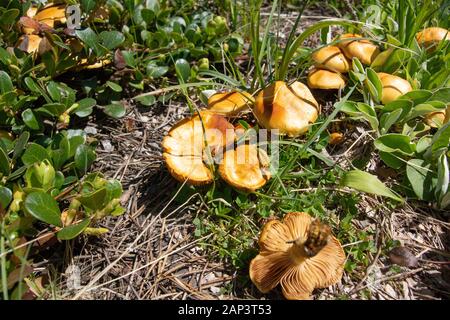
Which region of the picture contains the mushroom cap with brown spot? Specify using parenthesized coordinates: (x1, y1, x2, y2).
(416, 27, 450, 50)
(377, 72, 413, 104)
(249, 212, 345, 300)
(162, 111, 235, 185)
(218, 144, 271, 192)
(208, 91, 254, 116)
(312, 46, 350, 73)
(254, 81, 319, 137)
(307, 69, 346, 90)
(337, 33, 380, 65)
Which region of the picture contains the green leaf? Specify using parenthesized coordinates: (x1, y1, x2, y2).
(99, 31, 125, 50)
(24, 192, 62, 227)
(75, 98, 96, 117)
(0, 147, 10, 176)
(146, 63, 168, 78)
(0, 71, 13, 94)
(47, 82, 61, 102)
(104, 103, 126, 118)
(341, 170, 403, 202)
(14, 132, 30, 160)
(76, 28, 106, 56)
(24, 77, 42, 94)
(81, 0, 96, 13)
(379, 151, 405, 169)
(374, 134, 416, 155)
(78, 188, 107, 211)
(22, 109, 40, 130)
(57, 218, 91, 240)
(380, 108, 403, 134)
(430, 87, 450, 103)
(399, 90, 432, 105)
(175, 59, 191, 82)
(0, 186, 12, 210)
(39, 103, 66, 117)
(74, 145, 96, 174)
(366, 68, 382, 103)
(106, 81, 123, 92)
(22, 143, 50, 166)
(436, 154, 449, 202)
(135, 95, 156, 106)
(406, 159, 435, 201)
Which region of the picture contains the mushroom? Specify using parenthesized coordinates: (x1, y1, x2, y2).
(312, 46, 350, 73)
(162, 111, 235, 185)
(34, 4, 67, 28)
(16, 34, 42, 54)
(218, 144, 271, 192)
(377, 72, 413, 104)
(208, 91, 254, 116)
(249, 212, 345, 300)
(424, 111, 446, 128)
(307, 68, 346, 90)
(329, 132, 345, 145)
(253, 81, 319, 137)
(337, 33, 380, 65)
(416, 27, 450, 51)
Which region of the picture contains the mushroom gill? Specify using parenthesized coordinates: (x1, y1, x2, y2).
(249, 212, 345, 300)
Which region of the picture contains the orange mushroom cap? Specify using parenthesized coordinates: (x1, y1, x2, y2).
(416, 27, 450, 51)
(16, 34, 42, 54)
(312, 46, 350, 73)
(34, 4, 67, 28)
(254, 81, 319, 137)
(208, 91, 254, 116)
(162, 111, 235, 185)
(218, 144, 271, 192)
(337, 33, 380, 65)
(249, 212, 345, 300)
(377, 72, 413, 104)
(425, 111, 446, 128)
(307, 68, 346, 90)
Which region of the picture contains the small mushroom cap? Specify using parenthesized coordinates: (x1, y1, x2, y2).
(312, 46, 350, 73)
(34, 4, 67, 28)
(254, 81, 319, 137)
(208, 91, 254, 116)
(218, 144, 271, 192)
(377, 72, 413, 104)
(307, 69, 346, 90)
(337, 33, 380, 65)
(329, 132, 345, 145)
(416, 27, 450, 50)
(249, 212, 345, 300)
(16, 34, 42, 54)
(162, 111, 235, 185)
(425, 111, 446, 128)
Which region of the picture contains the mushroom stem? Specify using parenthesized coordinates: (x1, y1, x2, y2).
(288, 239, 309, 265)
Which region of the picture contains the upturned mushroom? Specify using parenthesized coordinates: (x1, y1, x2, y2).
(249, 212, 345, 300)
(416, 27, 450, 51)
(162, 111, 235, 185)
(218, 144, 271, 192)
(312, 46, 350, 73)
(253, 81, 319, 137)
(307, 68, 346, 90)
(425, 108, 449, 128)
(207, 91, 254, 116)
(337, 33, 380, 65)
(377, 72, 413, 104)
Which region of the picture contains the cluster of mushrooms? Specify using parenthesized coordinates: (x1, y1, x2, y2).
(15, 1, 109, 70)
(162, 81, 320, 192)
